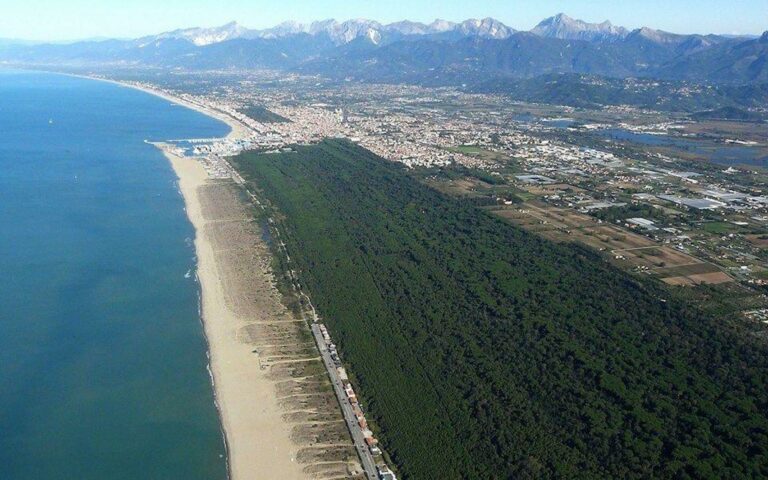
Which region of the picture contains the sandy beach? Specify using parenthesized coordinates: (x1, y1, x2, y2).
(127, 84, 251, 141)
(160, 149, 361, 479)
(61, 72, 250, 141)
(92, 72, 364, 478)
(165, 150, 306, 479)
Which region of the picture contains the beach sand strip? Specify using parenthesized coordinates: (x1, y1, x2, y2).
(164, 149, 363, 480)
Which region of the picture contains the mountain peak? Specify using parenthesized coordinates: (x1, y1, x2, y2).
(386, 20, 433, 36)
(631, 26, 680, 44)
(459, 17, 514, 39)
(429, 19, 458, 32)
(143, 21, 249, 46)
(532, 13, 627, 42)
(551, 13, 575, 23)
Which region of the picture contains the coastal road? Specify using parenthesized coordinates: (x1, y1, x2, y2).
(311, 324, 379, 480)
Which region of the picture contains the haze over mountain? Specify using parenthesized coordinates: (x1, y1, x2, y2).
(532, 13, 628, 42)
(1, 14, 766, 85)
(133, 17, 517, 46)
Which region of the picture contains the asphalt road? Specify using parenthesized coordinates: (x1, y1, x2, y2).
(311, 323, 379, 480)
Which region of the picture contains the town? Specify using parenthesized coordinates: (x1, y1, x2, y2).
(121, 71, 768, 304)
(127, 69, 767, 479)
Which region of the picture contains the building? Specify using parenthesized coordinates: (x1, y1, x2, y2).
(627, 218, 659, 231)
(377, 465, 397, 480)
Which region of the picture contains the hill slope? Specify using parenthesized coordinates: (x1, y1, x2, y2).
(471, 73, 768, 111)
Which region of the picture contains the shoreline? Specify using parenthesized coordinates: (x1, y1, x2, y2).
(116, 82, 250, 141)
(162, 146, 309, 480)
(198, 285, 232, 480)
(124, 77, 311, 478)
(94, 73, 311, 479)
(51, 71, 360, 478)
(54, 71, 250, 141)
(126, 78, 247, 480)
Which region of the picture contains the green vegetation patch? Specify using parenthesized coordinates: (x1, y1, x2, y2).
(591, 203, 668, 224)
(237, 105, 290, 123)
(699, 221, 740, 235)
(449, 145, 485, 155)
(690, 107, 765, 122)
(232, 140, 768, 479)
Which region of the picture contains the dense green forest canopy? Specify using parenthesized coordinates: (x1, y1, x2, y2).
(237, 105, 290, 123)
(232, 140, 768, 479)
(690, 106, 766, 122)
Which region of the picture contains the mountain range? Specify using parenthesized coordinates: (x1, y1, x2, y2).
(1, 14, 766, 86)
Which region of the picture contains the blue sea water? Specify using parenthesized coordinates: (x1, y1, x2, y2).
(598, 128, 768, 167)
(0, 71, 229, 479)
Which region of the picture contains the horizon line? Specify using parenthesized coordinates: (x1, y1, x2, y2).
(4, 14, 765, 44)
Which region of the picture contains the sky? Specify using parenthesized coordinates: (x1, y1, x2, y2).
(0, 0, 765, 41)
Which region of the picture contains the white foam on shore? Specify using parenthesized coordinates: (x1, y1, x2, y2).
(194, 268, 232, 480)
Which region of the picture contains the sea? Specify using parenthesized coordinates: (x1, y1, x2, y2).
(0, 71, 229, 479)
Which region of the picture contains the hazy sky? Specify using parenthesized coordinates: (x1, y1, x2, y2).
(1, 0, 766, 41)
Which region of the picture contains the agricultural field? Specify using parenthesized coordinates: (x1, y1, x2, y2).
(489, 203, 733, 285)
(699, 221, 743, 235)
(446, 144, 513, 164)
